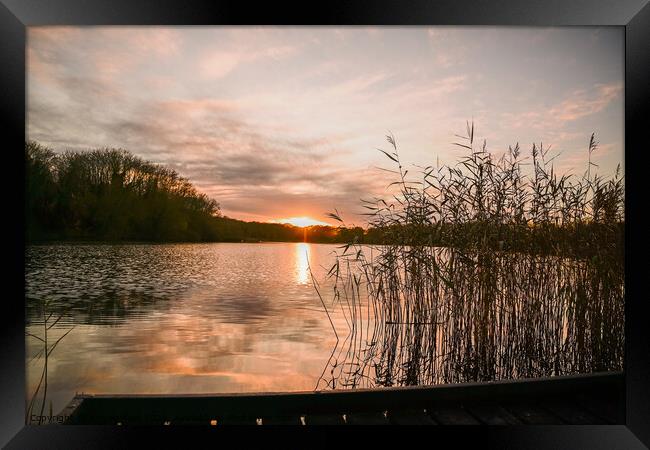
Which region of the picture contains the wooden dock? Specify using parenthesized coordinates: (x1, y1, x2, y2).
(61, 371, 624, 425)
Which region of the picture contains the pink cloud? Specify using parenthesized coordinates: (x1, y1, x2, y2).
(114, 28, 181, 57)
(28, 26, 83, 44)
(199, 45, 298, 79)
(326, 72, 388, 96)
(199, 50, 246, 79)
(500, 82, 623, 134)
(550, 82, 623, 122)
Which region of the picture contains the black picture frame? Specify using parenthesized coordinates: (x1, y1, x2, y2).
(1, 1, 648, 448)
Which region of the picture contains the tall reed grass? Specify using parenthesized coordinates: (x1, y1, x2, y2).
(317, 122, 624, 389)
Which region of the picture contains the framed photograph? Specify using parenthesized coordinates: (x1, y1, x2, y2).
(1, 0, 648, 448)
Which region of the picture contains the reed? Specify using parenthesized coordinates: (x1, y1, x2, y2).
(317, 122, 624, 389)
(25, 300, 75, 424)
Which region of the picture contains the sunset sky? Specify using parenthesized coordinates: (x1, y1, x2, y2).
(27, 27, 624, 225)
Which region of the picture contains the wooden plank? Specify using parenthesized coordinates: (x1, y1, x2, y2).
(213, 416, 259, 425)
(465, 402, 522, 425)
(576, 394, 621, 424)
(541, 398, 605, 424)
(346, 411, 389, 425)
(57, 396, 87, 425)
(427, 404, 480, 425)
(63, 372, 624, 425)
(260, 416, 303, 425)
(66, 371, 623, 421)
(388, 409, 437, 425)
(503, 403, 565, 424)
(304, 414, 346, 425)
(150, 418, 204, 425)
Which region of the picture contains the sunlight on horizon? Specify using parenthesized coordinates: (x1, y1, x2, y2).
(274, 217, 332, 228)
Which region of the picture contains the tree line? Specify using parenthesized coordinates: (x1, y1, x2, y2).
(25, 142, 363, 244)
(27, 138, 622, 255)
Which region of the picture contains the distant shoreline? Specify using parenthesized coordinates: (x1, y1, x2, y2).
(25, 239, 342, 246)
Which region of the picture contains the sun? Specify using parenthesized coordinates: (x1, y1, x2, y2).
(274, 216, 331, 227)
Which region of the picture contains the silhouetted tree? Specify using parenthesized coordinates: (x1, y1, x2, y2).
(25, 142, 354, 244)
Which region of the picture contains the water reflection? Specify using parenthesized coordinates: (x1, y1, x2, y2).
(25, 242, 623, 420)
(316, 246, 625, 390)
(25, 300, 76, 424)
(295, 243, 311, 285)
(25, 243, 344, 416)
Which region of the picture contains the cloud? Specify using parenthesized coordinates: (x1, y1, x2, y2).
(28, 28, 183, 87)
(27, 27, 624, 224)
(416, 75, 468, 98)
(427, 27, 469, 68)
(29, 76, 390, 223)
(549, 82, 623, 122)
(500, 82, 623, 133)
(114, 28, 181, 57)
(199, 50, 247, 79)
(326, 72, 389, 97)
(199, 44, 298, 79)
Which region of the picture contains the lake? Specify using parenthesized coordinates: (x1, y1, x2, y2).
(25, 241, 624, 420)
(25, 242, 352, 418)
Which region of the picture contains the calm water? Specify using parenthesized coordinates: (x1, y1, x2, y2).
(25, 243, 353, 416)
(26, 242, 624, 419)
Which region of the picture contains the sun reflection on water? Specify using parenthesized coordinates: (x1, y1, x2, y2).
(295, 243, 311, 284)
